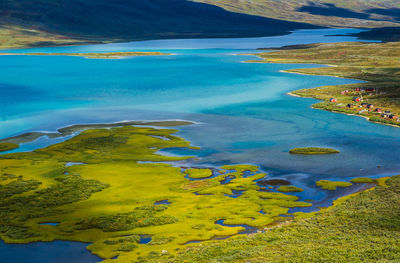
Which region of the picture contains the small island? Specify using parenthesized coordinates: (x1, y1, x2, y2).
(289, 147, 340, 155)
(277, 185, 304, 192)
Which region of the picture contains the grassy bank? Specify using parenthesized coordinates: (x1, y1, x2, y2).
(153, 175, 400, 262)
(251, 42, 400, 127)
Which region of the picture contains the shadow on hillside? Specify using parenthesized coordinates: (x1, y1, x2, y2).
(298, 1, 400, 23)
(0, 0, 318, 41)
(297, 2, 370, 19)
(367, 8, 400, 22)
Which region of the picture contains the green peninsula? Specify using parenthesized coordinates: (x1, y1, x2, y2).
(0, 123, 310, 262)
(252, 42, 400, 127)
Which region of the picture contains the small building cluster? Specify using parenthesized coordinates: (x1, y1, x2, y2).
(329, 87, 399, 123)
(355, 87, 376, 93)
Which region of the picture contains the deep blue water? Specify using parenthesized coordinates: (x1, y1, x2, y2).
(0, 28, 399, 262)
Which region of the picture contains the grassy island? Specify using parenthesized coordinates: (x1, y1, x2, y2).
(0, 123, 313, 262)
(252, 42, 400, 127)
(0, 51, 169, 59)
(316, 180, 352, 190)
(277, 185, 304, 192)
(289, 147, 339, 155)
(185, 168, 213, 179)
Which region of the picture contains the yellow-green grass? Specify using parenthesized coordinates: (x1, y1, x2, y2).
(252, 42, 400, 127)
(289, 147, 339, 155)
(350, 177, 377, 184)
(0, 142, 19, 152)
(277, 185, 304, 192)
(185, 168, 213, 179)
(0, 51, 170, 59)
(0, 124, 312, 262)
(349, 177, 390, 187)
(316, 180, 352, 190)
(152, 175, 400, 263)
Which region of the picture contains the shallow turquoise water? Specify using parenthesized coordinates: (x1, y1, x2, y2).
(0, 29, 399, 262)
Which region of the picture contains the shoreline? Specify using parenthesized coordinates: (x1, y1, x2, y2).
(250, 48, 400, 129)
(286, 92, 400, 129)
(0, 119, 194, 146)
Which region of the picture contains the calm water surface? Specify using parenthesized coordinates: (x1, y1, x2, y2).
(0, 29, 399, 262)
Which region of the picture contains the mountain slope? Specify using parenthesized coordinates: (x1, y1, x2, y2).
(193, 0, 400, 28)
(2, 0, 400, 49)
(0, 0, 317, 49)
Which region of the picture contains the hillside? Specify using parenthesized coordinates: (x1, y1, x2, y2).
(0, 0, 317, 49)
(194, 0, 400, 28)
(2, 0, 400, 49)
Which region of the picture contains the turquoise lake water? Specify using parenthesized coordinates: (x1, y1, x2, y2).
(1, 28, 399, 262)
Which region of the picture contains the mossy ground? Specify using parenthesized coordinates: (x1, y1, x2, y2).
(0, 124, 313, 262)
(252, 42, 400, 127)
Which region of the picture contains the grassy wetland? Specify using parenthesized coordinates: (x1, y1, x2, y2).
(0, 123, 320, 262)
(154, 175, 400, 263)
(251, 42, 400, 127)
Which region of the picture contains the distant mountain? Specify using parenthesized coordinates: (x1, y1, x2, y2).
(0, 0, 317, 48)
(1, 0, 400, 49)
(194, 0, 400, 28)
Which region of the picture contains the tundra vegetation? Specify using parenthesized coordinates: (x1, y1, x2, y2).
(153, 175, 400, 263)
(252, 42, 400, 127)
(0, 123, 317, 262)
(289, 147, 340, 155)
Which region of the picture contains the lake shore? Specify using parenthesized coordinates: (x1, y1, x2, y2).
(252, 42, 400, 128)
